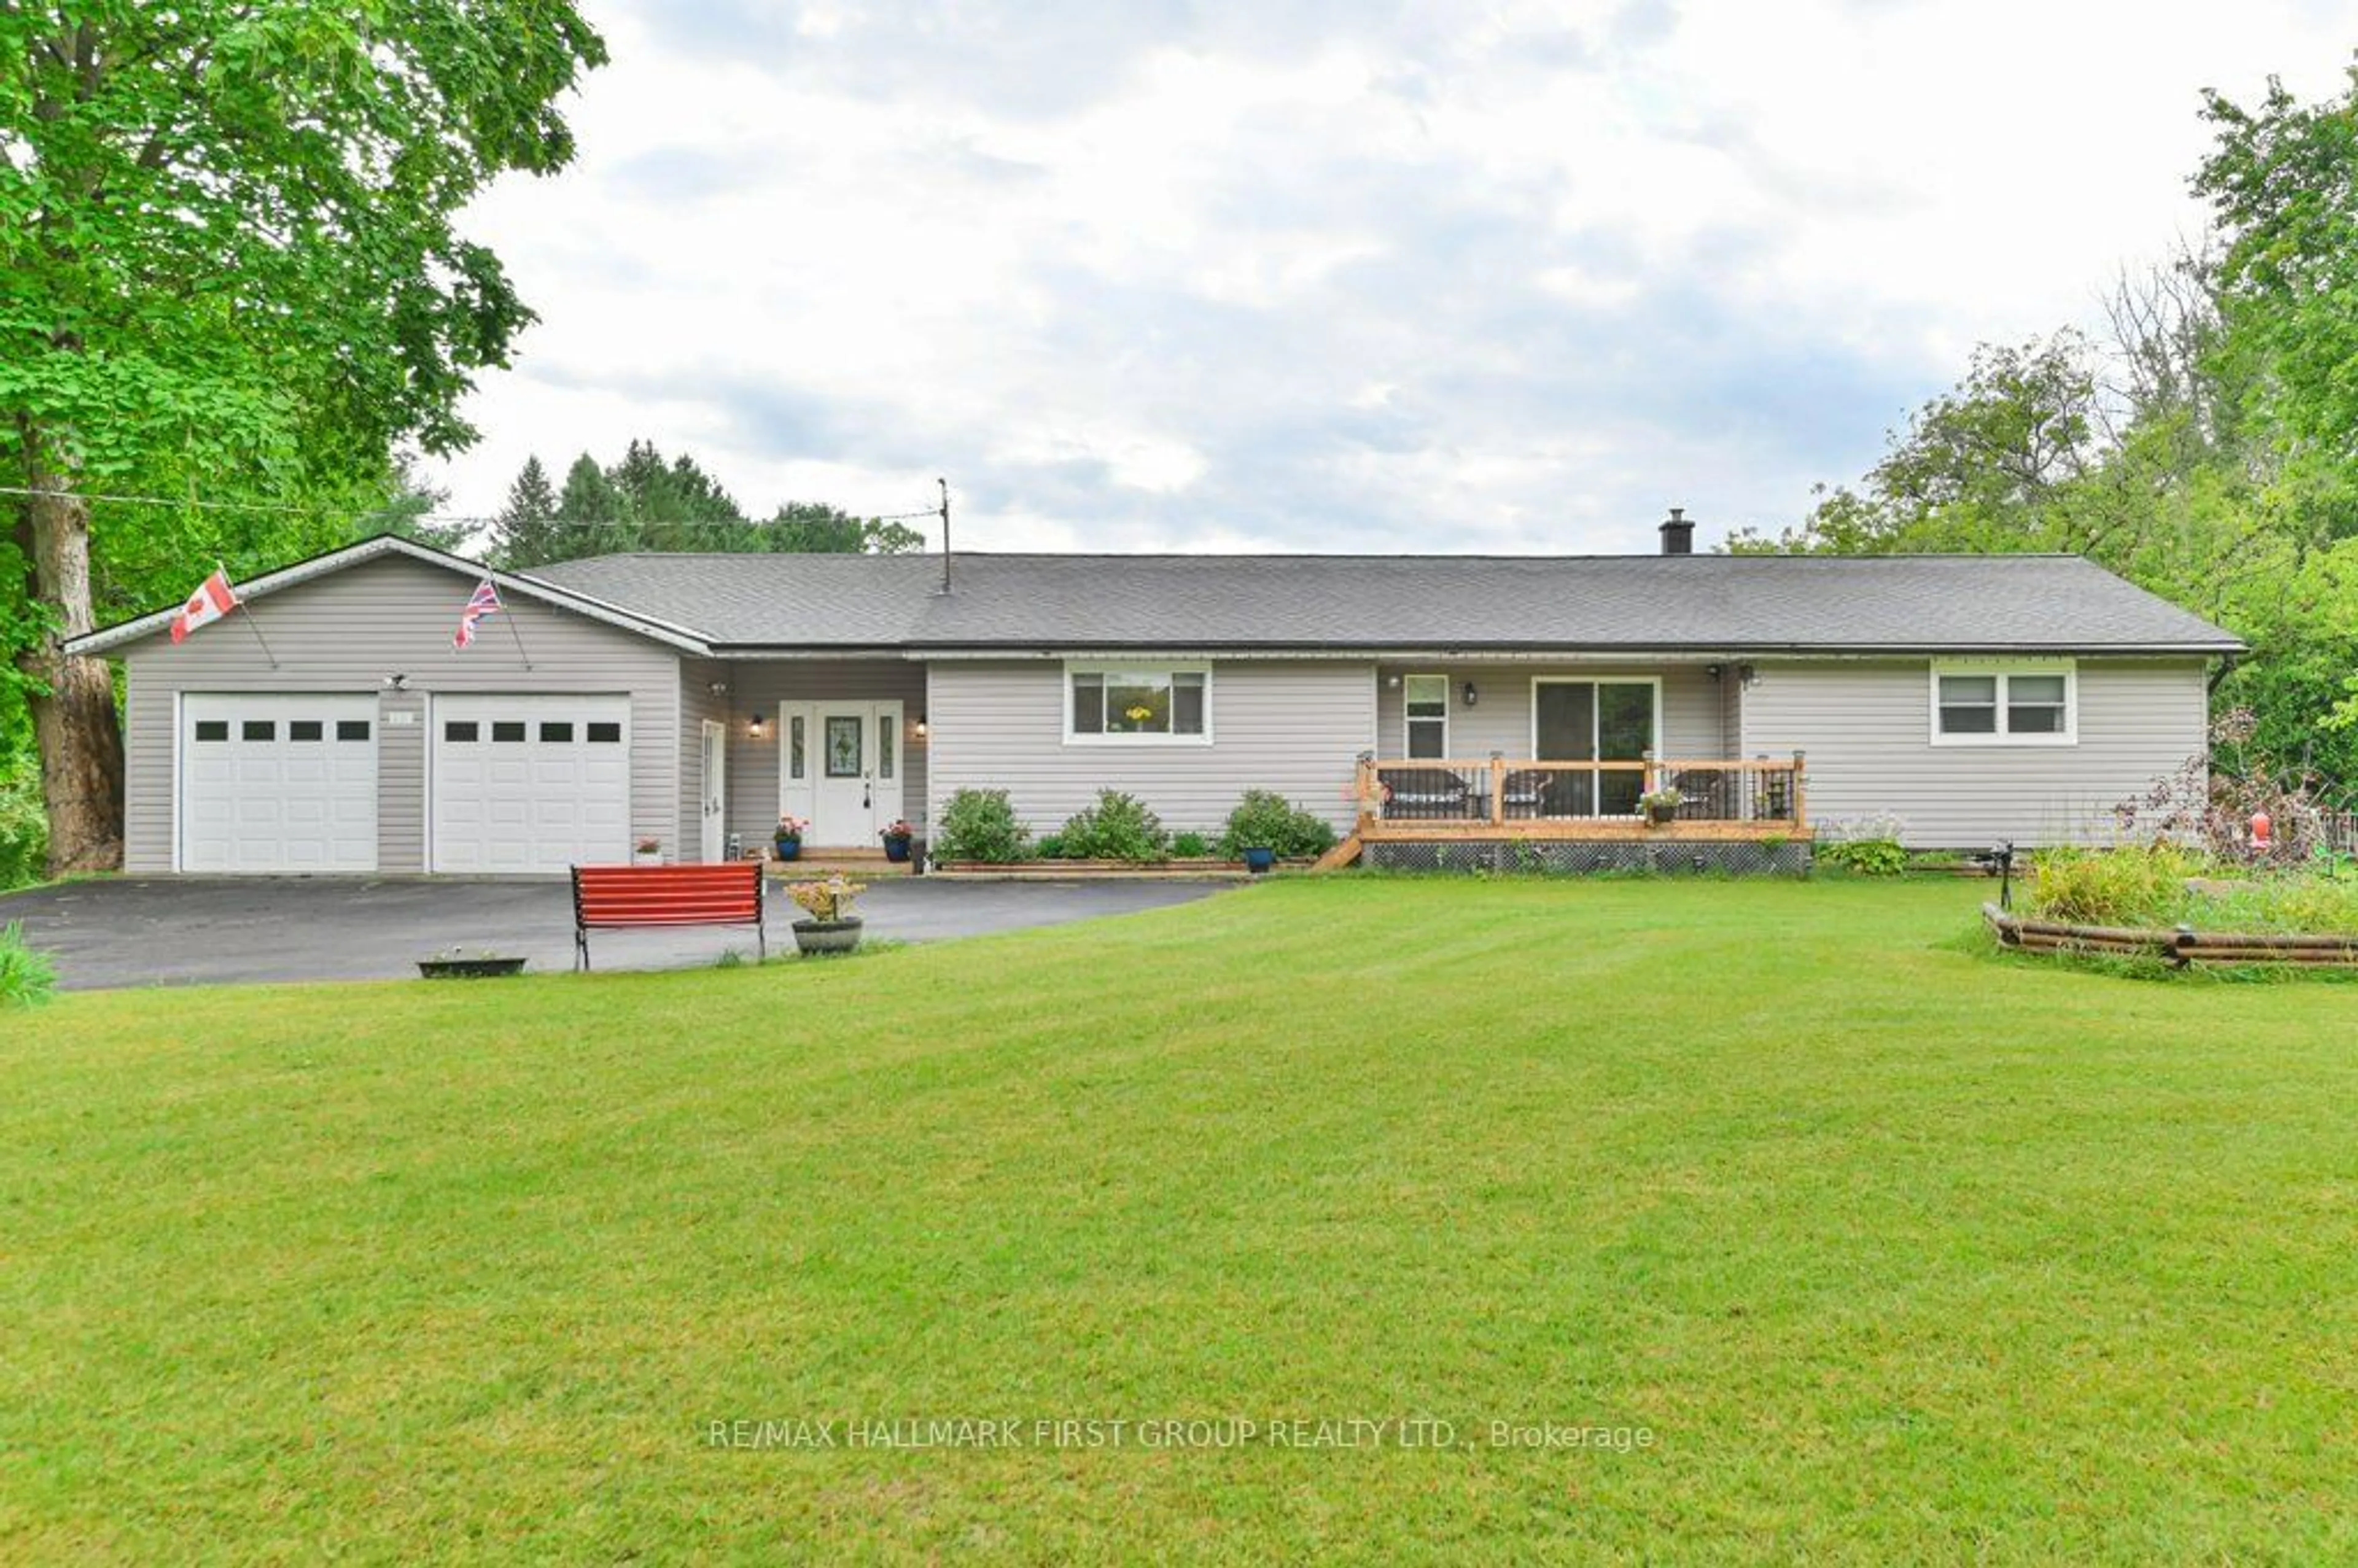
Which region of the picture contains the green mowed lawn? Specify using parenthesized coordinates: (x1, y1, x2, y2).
(3, 878, 2353, 1562)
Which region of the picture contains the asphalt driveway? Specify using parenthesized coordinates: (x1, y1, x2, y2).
(0, 875, 1228, 991)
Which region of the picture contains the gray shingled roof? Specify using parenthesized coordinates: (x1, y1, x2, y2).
(522, 551, 2243, 654)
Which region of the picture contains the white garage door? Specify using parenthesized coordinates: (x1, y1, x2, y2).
(432, 695, 631, 874)
(181, 694, 379, 873)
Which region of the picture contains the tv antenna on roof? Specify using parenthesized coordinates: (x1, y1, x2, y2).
(936, 477, 952, 596)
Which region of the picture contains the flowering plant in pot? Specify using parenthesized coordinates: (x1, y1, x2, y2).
(774, 814, 809, 861)
(633, 836, 663, 866)
(879, 818, 916, 863)
(1637, 785, 1683, 827)
(787, 874, 866, 955)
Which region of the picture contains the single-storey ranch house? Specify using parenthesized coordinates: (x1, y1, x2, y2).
(65, 513, 2244, 875)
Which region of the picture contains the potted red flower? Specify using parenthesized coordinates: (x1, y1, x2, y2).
(774, 815, 808, 861)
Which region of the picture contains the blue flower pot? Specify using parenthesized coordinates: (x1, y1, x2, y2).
(774, 837, 802, 861)
(1242, 847, 1277, 874)
(882, 836, 912, 863)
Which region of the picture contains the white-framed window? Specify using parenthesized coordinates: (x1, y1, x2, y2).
(1066, 664, 1212, 744)
(1930, 660, 2077, 745)
(1403, 674, 1449, 759)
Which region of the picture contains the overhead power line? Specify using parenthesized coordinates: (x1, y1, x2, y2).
(0, 483, 949, 532)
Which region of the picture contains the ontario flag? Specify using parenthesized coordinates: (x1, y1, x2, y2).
(168, 569, 238, 645)
(453, 579, 503, 649)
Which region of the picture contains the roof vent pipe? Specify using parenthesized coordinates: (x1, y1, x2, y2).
(1659, 506, 1694, 556)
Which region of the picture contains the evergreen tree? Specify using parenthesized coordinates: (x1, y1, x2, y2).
(496, 440, 927, 562)
(554, 452, 629, 561)
(488, 456, 562, 569)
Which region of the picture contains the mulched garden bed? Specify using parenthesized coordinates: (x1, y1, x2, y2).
(934, 857, 1299, 879)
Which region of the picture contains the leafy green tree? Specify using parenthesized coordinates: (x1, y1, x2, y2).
(761, 502, 927, 556)
(2196, 66, 2358, 755)
(2, 4, 604, 872)
(1730, 256, 2358, 798)
(2198, 66, 2358, 469)
(1728, 335, 2104, 556)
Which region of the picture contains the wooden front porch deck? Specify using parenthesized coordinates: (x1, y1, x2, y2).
(1351, 754, 1811, 844)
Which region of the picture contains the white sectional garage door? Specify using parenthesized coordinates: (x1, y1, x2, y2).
(432, 695, 631, 874)
(181, 695, 379, 872)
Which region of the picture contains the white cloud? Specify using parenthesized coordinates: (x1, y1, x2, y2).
(430, 0, 2358, 553)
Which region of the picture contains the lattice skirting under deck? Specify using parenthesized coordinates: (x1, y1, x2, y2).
(1363, 839, 1814, 876)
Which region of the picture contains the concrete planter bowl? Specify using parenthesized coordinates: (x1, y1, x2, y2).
(418, 954, 527, 980)
(792, 917, 863, 956)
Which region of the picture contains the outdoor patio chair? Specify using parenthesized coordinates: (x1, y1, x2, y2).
(1378, 766, 1473, 820)
(1499, 769, 1552, 817)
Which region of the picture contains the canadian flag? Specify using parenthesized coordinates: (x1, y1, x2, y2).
(169, 569, 238, 645)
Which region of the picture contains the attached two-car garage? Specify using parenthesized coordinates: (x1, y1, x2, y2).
(177, 692, 631, 875)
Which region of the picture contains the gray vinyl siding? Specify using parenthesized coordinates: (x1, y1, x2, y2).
(117, 554, 682, 874)
(1739, 658, 2210, 847)
(1372, 664, 1726, 760)
(715, 659, 928, 847)
(378, 687, 428, 866)
(927, 660, 1377, 834)
(679, 659, 731, 860)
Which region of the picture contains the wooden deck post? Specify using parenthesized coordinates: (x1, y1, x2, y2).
(1355, 751, 1376, 835)
(1792, 750, 1808, 830)
(1489, 752, 1506, 826)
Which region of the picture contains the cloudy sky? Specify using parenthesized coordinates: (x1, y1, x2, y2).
(427, 1, 2356, 556)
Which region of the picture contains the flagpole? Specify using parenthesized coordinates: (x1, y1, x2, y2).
(502, 581, 533, 670)
(225, 561, 279, 669)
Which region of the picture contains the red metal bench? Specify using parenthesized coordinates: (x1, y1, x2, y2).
(570, 862, 765, 971)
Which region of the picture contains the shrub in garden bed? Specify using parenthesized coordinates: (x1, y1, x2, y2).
(933, 789, 1029, 864)
(1218, 790, 1336, 860)
(1057, 790, 1169, 863)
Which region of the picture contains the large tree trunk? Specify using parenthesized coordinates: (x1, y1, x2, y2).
(15, 419, 125, 875)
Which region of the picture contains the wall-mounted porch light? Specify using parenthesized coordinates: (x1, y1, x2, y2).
(747, 713, 767, 739)
(1461, 681, 1479, 708)
(914, 712, 928, 740)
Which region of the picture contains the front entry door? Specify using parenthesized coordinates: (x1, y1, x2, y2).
(699, 720, 727, 863)
(784, 700, 903, 847)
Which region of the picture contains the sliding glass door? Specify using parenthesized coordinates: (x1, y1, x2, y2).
(1532, 680, 1657, 815)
